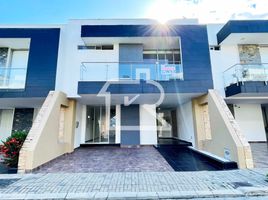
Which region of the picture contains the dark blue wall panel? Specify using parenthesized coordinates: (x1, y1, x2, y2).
(225, 81, 268, 97)
(121, 105, 140, 145)
(0, 28, 60, 98)
(217, 20, 268, 44)
(78, 79, 211, 94)
(80, 25, 213, 93)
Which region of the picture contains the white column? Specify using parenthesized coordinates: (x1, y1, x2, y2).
(115, 105, 121, 144)
(80, 105, 87, 144)
(0, 109, 14, 143)
(140, 104, 157, 145)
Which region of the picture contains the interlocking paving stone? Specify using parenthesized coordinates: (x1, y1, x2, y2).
(250, 143, 268, 168)
(0, 169, 267, 199)
(34, 146, 174, 173)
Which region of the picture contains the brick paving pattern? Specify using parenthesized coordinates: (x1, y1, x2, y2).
(250, 142, 268, 168)
(34, 146, 174, 173)
(0, 169, 267, 199)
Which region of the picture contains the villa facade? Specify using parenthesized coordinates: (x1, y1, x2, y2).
(0, 19, 267, 172)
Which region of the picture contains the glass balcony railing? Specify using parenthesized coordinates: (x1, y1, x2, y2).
(223, 63, 268, 87)
(80, 62, 183, 81)
(0, 67, 27, 89)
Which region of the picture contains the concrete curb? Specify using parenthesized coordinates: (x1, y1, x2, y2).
(0, 188, 268, 200)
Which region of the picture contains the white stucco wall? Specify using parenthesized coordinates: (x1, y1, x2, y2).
(207, 24, 241, 97)
(234, 104, 267, 142)
(115, 105, 121, 144)
(176, 101, 196, 147)
(74, 102, 83, 148)
(55, 20, 119, 97)
(0, 109, 14, 143)
(260, 47, 268, 63)
(140, 104, 157, 145)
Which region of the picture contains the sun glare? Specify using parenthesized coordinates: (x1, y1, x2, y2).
(146, 0, 178, 24)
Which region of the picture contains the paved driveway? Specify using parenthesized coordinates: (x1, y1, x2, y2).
(250, 142, 268, 168)
(34, 146, 174, 173)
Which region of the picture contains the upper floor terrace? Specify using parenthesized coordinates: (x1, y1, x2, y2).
(215, 20, 268, 97)
(0, 27, 60, 98)
(73, 20, 213, 98)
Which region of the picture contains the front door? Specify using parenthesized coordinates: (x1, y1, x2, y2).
(85, 106, 116, 144)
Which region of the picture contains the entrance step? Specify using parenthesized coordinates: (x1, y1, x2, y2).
(80, 143, 120, 147)
(155, 138, 192, 148)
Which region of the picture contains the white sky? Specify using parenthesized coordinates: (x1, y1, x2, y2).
(145, 0, 268, 23)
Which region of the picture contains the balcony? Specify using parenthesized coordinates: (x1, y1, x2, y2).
(80, 62, 183, 82)
(223, 63, 268, 97)
(0, 68, 27, 89)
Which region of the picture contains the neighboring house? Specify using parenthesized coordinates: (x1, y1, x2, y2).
(1, 19, 265, 172)
(0, 27, 60, 142)
(208, 20, 268, 144)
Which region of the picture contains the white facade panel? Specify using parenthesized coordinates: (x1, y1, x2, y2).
(55, 21, 119, 97)
(74, 102, 83, 148)
(176, 101, 195, 147)
(260, 47, 268, 63)
(140, 104, 157, 145)
(209, 45, 240, 97)
(234, 104, 267, 142)
(0, 109, 14, 143)
(115, 105, 121, 144)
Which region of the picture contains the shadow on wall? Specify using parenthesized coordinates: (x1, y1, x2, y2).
(18, 91, 77, 173)
(192, 89, 253, 169)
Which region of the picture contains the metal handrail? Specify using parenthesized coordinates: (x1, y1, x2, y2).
(81, 61, 181, 66)
(80, 61, 183, 81)
(223, 63, 268, 87)
(223, 63, 268, 73)
(0, 67, 27, 70)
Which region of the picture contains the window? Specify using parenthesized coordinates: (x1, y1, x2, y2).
(210, 45, 221, 51)
(78, 45, 114, 50)
(143, 49, 181, 64)
(0, 48, 29, 89)
(0, 48, 8, 68)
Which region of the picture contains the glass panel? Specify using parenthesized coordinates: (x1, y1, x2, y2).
(86, 107, 95, 143)
(82, 62, 183, 81)
(100, 106, 108, 143)
(158, 54, 165, 61)
(0, 68, 27, 89)
(109, 106, 116, 144)
(94, 107, 101, 142)
(143, 53, 157, 60)
(157, 108, 172, 138)
(86, 106, 116, 143)
(174, 53, 181, 63)
(166, 53, 174, 64)
(119, 63, 132, 79)
(0, 48, 8, 68)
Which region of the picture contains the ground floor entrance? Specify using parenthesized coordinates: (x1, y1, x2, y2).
(80, 103, 195, 146)
(85, 106, 116, 144)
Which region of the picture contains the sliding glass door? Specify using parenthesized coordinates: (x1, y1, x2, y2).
(85, 106, 115, 144)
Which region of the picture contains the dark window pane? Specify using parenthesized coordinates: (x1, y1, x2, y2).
(158, 54, 165, 60)
(0, 48, 8, 67)
(143, 54, 157, 60)
(166, 54, 173, 64)
(174, 53, 181, 63)
(102, 45, 114, 50)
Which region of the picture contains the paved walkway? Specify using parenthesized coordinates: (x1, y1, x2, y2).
(0, 169, 267, 199)
(250, 142, 268, 168)
(34, 146, 173, 173)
